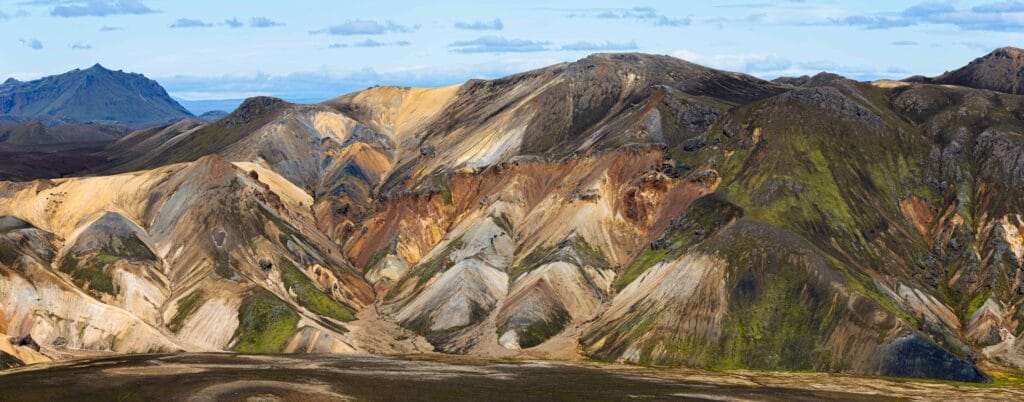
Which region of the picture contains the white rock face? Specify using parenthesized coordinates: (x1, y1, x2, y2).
(366, 254, 409, 284)
(112, 267, 167, 325)
(0, 264, 179, 353)
(395, 217, 513, 333)
(397, 260, 509, 331)
(498, 330, 520, 350)
(174, 297, 241, 351)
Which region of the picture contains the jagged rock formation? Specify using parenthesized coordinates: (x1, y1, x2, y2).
(0, 64, 193, 128)
(3, 51, 1024, 383)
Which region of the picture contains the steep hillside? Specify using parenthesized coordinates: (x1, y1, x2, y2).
(3, 51, 1024, 383)
(0, 64, 193, 128)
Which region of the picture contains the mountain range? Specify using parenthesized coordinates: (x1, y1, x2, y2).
(3, 48, 1024, 383)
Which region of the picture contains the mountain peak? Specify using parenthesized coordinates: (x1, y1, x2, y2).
(0, 65, 193, 128)
(222, 96, 288, 125)
(926, 46, 1024, 94)
(991, 46, 1024, 57)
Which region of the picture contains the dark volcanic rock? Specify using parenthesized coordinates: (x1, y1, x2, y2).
(879, 335, 989, 383)
(721, 119, 740, 138)
(682, 137, 707, 152)
(772, 86, 885, 128)
(975, 128, 1024, 185)
(663, 93, 721, 134)
(223, 97, 287, 126)
(9, 334, 40, 352)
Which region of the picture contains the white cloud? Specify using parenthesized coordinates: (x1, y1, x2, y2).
(670, 49, 908, 80)
(50, 0, 156, 18)
(311, 19, 417, 35)
(454, 18, 503, 30)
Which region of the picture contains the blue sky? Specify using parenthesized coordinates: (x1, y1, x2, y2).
(1, 0, 1022, 105)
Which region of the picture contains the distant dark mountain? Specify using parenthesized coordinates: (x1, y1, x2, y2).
(0, 64, 194, 128)
(772, 72, 846, 87)
(175, 98, 245, 116)
(0, 121, 128, 146)
(909, 47, 1024, 94)
(198, 110, 229, 122)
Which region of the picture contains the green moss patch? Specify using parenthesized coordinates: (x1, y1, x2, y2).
(59, 253, 116, 296)
(279, 259, 355, 323)
(58, 233, 159, 297)
(716, 262, 830, 371)
(965, 289, 991, 320)
(233, 288, 300, 353)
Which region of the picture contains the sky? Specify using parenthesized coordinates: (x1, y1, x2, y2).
(1, 0, 1023, 108)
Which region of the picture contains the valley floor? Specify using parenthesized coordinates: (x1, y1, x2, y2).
(0, 353, 1021, 401)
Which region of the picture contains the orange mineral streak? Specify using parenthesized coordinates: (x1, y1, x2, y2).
(344, 146, 720, 270)
(898, 196, 936, 239)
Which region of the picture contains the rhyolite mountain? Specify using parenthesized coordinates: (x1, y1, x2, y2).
(3, 50, 1024, 383)
(0, 64, 193, 128)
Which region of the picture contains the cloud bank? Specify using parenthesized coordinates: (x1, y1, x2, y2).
(449, 36, 551, 53)
(312, 19, 417, 35)
(454, 18, 503, 30)
(50, 0, 156, 18)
